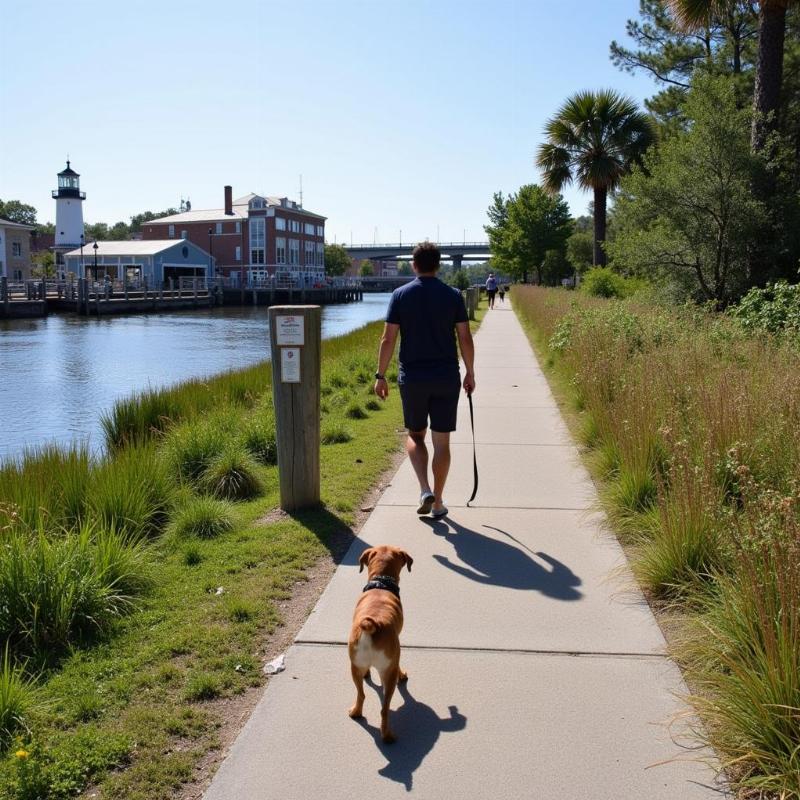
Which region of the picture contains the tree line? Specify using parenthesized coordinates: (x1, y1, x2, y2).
(487, 0, 800, 307)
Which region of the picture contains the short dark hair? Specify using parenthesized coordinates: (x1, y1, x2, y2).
(412, 241, 441, 273)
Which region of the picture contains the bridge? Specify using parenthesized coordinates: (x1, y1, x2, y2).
(345, 241, 491, 270)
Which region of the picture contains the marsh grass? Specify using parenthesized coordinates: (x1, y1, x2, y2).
(166, 497, 235, 541)
(514, 286, 800, 795)
(0, 645, 37, 746)
(200, 447, 264, 501)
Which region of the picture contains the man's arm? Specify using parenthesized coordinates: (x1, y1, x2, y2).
(456, 321, 476, 394)
(374, 322, 399, 399)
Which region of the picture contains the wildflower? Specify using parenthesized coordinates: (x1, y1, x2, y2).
(15, 749, 30, 760)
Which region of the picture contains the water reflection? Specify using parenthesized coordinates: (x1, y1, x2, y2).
(0, 294, 391, 459)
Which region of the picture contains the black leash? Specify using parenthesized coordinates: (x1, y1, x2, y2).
(466, 391, 478, 506)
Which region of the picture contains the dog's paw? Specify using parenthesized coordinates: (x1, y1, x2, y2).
(348, 706, 364, 719)
(399, 670, 408, 683)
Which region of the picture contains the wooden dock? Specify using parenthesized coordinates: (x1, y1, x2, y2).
(0, 277, 363, 320)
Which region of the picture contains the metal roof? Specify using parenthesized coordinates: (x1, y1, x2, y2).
(143, 207, 248, 225)
(146, 194, 326, 225)
(58, 160, 79, 177)
(62, 240, 203, 257)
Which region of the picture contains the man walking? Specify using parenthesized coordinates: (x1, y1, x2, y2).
(485, 273, 498, 309)
(374, 242, 475, 518)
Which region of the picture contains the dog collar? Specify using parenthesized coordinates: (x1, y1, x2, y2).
(363, 574, 400, 598)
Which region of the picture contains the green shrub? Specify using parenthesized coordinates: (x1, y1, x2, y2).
(183, 544, 203, 566)
(581, 267, 633, 299)
(168, 497, 235, 540)
(101, 389, 178, 451)
(321, 424, 353, 445)
(365, 398, 382, 411)
(201, 448, 264, 501)
(731, 282, 800, 335)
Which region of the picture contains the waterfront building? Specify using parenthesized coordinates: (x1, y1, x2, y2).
(0, 218, 35, 281)
(141, 186, 326, 285)
(63, 240, 213, 284)
(53, 161, 86, 272)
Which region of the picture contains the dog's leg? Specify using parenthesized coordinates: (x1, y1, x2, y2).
(348, 663, 366, 719)
(379, 666, 400, 743)
(398, 666, 408, 682)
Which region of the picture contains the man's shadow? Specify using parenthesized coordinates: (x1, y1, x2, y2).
(422, 517, 583, 600)
(355, 679, 466, 791)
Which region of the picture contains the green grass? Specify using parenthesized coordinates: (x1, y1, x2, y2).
(200, 447, 265, 501)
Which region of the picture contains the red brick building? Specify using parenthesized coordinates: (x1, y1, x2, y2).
(142, 186, 326, 285)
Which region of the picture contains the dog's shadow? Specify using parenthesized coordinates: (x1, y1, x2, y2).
(355, 679, 466, 791)
(422, 517, 583, 600)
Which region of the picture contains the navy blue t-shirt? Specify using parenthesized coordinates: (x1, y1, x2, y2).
(385, 276, 468, 384)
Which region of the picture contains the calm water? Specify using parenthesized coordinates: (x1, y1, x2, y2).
(0, 294, 391, 460)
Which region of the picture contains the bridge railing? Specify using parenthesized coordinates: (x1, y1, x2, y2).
(346, 241, 489, 250)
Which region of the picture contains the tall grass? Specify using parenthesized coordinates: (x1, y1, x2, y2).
(0, 523, 149, 658)
(514, 286, 800, 795)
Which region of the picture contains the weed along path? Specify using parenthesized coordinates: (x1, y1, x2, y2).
(203, 301, 726, 800)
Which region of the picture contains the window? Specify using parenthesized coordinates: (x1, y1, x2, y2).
(181, 230, 187, 239)
(316, 242, 325, 267)
(304, 240, 315, 266)
(304, 223, 315, 235)
(235, 245, 241, 262)
(275, 217, 286, 231)
(13, 269, 22, 281)
(289, 239, 300, 265)
(316, 225, 324, 237)
(250, 217, 265, 264)
(235, 221, 241, 234)
(168, 225, 175, 238)
(181, 246, 189, 258)
(216, 222, 223, 235)
(250, 197, 265, 209)
(12, 242, 22, 257)
(275, 237, 286, 264)
(288, 219, 300, 233)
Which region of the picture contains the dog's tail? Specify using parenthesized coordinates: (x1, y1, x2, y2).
(359, 617, 378, 635)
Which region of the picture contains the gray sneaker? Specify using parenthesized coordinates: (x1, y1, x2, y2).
(416, 492, 435, 515)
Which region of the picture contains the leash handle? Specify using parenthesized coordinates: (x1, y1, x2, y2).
(466, 391, 478, 506)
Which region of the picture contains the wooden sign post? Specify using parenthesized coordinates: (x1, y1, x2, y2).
(268, 305, 321, 511)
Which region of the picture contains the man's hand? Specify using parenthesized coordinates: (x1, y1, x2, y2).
(463, 371, 476, 395)
(374, 377, 389, 400)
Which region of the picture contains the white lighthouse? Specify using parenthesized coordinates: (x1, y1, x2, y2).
(53, 160, 85, 271)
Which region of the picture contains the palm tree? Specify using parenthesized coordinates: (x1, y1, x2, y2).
(537, 90, 654, 267)
(668, 0, 794, 152)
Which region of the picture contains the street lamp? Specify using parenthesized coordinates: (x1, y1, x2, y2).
(79, 233, 85, 281)
(93, 241, 98, 284)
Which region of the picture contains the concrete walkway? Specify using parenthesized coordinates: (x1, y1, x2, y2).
(204, 301, 725, 799)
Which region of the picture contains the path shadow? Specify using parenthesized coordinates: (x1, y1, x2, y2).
(421, 516, 583, 600)
(355, 679, 467, 791)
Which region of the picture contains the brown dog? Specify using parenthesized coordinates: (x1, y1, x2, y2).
(348, 545, 413, 743)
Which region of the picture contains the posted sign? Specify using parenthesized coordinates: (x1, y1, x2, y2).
(280, 347, 301, 383)
(276, 315, 305, 346)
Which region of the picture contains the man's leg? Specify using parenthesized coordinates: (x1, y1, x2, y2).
(407, 429, 431, 495)
(431, 430, 451, 511)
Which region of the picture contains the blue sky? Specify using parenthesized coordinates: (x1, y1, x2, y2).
(1, 0, 655, 245)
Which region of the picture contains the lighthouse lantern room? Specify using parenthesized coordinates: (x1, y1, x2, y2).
(53, 160, 86, 269)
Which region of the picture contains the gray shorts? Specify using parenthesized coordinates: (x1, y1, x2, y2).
(399, 378, 461, 433)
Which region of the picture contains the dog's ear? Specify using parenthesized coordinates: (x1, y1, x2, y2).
(358, 548, 373, 573)
(401, 550, 413, 572)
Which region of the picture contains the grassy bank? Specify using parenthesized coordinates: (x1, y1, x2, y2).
(513, 286, 800, 798)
